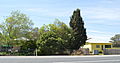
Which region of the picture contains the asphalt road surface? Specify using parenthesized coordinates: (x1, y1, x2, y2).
(0, 55, 120, 63)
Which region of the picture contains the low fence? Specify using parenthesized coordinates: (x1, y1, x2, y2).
(71, 48, 89, 55)
(80, 48, 89, 55)
(103, 48, 120, 55)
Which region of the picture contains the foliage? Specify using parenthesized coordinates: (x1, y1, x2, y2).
(19, 27, 39, 55)
(0, 11, 35, 55)
(19, 40, 37, 56)
(36, 31, 64, 55)
(0, 33, 5, 44)
(37, 20, 72, 55)
(69, 9, 87, 50)
(0, 11, 34, 45)
(0, 9, 88, 55)
(110, 34, 120, 47)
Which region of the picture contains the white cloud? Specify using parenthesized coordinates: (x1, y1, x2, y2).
(87, 34, 111, 43)
(101, 0, 114, 4)
(82, 8, 120, 20)
(87, 30, 115, 43)
(87, 30, 113, 35)
(26, 8, 45, 12)
(81, 7, 120, 26)
(25, 8, 72, 17)
(87, 35, 110, 43)
(105, 22, 120, 26)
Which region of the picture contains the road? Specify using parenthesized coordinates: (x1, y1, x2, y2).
(0, 55, 120, 63)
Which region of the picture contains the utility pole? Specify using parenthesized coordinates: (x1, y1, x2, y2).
(35, 48, 37, 56)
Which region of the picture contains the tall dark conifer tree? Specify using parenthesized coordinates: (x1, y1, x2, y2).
(69, 9, 87, 50)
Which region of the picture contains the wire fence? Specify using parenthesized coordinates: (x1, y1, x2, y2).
(103, 48, 120, 55)
(0, 49, 36, 56)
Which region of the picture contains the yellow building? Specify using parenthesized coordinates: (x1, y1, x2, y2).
(82, 42, 112, 53)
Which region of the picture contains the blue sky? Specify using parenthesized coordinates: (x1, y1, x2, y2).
(0, 0, 120, 43)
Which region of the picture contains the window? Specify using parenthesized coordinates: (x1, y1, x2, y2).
(96, 45, 100, 48)
(105, 45, 111, 48)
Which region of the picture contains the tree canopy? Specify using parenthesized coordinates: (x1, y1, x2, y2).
(110, 34, 120, 47)
(36, 20, 72, 55)
(0, 11, 33, 41)
(0, 9, 87, 55)
(69, 9, 87, 50)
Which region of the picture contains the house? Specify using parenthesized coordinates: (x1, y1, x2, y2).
(82, 42, 112, 53)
